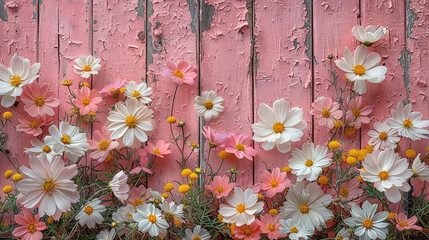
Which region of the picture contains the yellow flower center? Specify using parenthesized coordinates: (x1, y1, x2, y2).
(244, 226, 252, 236)
(132, 91, 141, 97)
(236, 143, 245, 151)
(127, 213, 133, 219)
(345, 125, 356, 136)
(10, 75, 22, 86)
(290, 227, 298, 233)
(27, 223, 36, 234)
(84, 205, 94, 215)
(204, 101, 213, 109)
(270, 179, 279, 188)
(173, 70, 184, 78)
(61, 135, 71, 144)
(147, 214, 157, 223)
(192, 236, 201, 240)
(29, 120, 39, 129)
(272, 122, 285, 133)
(403, 119, 413, 128)
(378, 171, 389, 180)
(299, 204, 309, 214)
(353, 64, 366, 75)
(153, 148, 161, 154)
(267, 223, 276, 232)
(109, 87, 117, 92)
(378, 132, 388, 140)
(83, 65, 92, 71)
(236, 204, 246, 213)
(43, 179, 55, 193)
(42, 145, 51, 153)
(34, 96, 45, 107)
(322, 109, 331, 118)
(133, 198, 144, 207)
(353, 108, 361, 117)
(98, 140, 110, 151)
(216, 186, 224, 193)
(81, 97, 91, 106)
(125, 115, 137, 128)
(337, 235, 343, 240)
(363, 218, 373, 228)
(339, 186, 350, 198)
(399, 221, 408, 227)
(305, 159, 313, 167)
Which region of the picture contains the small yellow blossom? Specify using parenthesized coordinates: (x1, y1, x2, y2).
(164, 183, 174, 192)
(2, 111, 12, 120)
(2, 185, 12, 194)
(318, 176, 329, 185)
(328, 141, 341, 149)
(195, 167, 201, 174)
(334, 120, 343, 128)
(161, 193, 169, 199)
(346, 156, 357, 165)
(282, 166, 292, 172)
(167, 117, 176, 124)
(178, 184, 190, 194)
(387, 212, 395, 220)
(12, 174, 22, 182)
(268, 209, 279, 215)
(348, 149, 359, 158)
(357, 175, 364, 183)
(365, 144, 374, 153)
(357, 149, 367, 161)
(4, 170, 13, 179)
(189, 173, 198, 179)
(111, 221, 117, 228)
(219, 150, 231, 160)
(257, 194, 265, 200)
(345, 125, 356, 136)
(61, 80, 73, 86)
(406, 149, 417, 158)
(181, 169, 192, 177)
(47, 216, 54, 224)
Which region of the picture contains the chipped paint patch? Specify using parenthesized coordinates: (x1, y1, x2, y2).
(406, 0, 418, 39)
(135, 0, 144, 18)
(187, 0, 198, 33)
(1, 0, 8, 21)
(200, 0, 215, 31)
(399, 49, 411, 104)
(146, 0, 159, 66)
(303, 0, 312, 68)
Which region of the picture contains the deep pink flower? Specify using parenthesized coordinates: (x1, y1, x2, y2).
(21, 83, 60, 117)
(259, 167, 290, 198)
(258, 214, 286, 240)
(206, 175, 237, 198)
(16, 115, 52, 136)
(72, 86, 102, 115)
(162, 61, 197, 85)
(346, 96, 373, 129)
(310, 96, 343, 129)
(88, 126, 119, 162)
(202, 126, 228, 148)
(144, 140, 171, 158)
(127, 185, 150, 208)
(130, 150, 152, 174)
(395, 213, 422, 231)
(12, 208, 47, 240)
(224, 133, 257, 160)
(234, 220, 262, 240)
(99, 79, 127, 98)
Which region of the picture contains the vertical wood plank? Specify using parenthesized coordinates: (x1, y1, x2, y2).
(253, 0, 313, 181)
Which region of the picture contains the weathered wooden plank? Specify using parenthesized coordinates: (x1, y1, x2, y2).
(253, 0, 313, 182)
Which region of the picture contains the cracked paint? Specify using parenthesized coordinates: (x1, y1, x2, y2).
(0, 0, 7, 21)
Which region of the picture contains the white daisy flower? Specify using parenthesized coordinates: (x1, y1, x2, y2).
(73, 55, 101, 79)
(360, 148, 413, 203)
(288, 142, 332, 181)
(112, 205, 135, 236)
(17, 155, 79, 217)
(160, 201, 184, 223)
(96, 228, 116, 240)
(352, 25, 387, 46)
(108, 171, 130, 202)
(24, 138, 58, 163)
(124, 81, 152, 105)
(278, 219, 312, 240)
(218, 187, 264, 226)
(0, 53, 40, 107)
(75, 198, 106, 229)
(335, 45, 387, 94)
(344, 201, 389, 240)
(412, 154, 429, 182)
(279, 181, 333, 232)
(44, 121, 89, 163)
(107, 100, 154, 147)
(194, 90, 224, 121)
(336, 227, 352, 240)
(252, 98, 307, 153)
(149, 189, 165, 204)
(367, 121, 400, 150)
(387, 102, 429, 141)
(183, 225, 211, 240)
(133, 203, 169, 237)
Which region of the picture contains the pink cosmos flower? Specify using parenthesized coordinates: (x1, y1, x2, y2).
(162, 61, 197, 85)
(16, 115, 52, 136)
(130, 151, 152, 174)
(12, 208, 47, 240)
(310, 96, 343, 129)
(108, 171, 130, 202)
(72, 86, 103, 115)
(346, 96, 373, 129)
(395, 213, 422, 231)
(224, 133, 257, 160)
(127, 185, 149, 208)
(99, 79, 127, 98)
(88, 126, 120, 162)
(234, 221, 262, 240)
(327, 178, 363, 204)
(205, 175, 237, 198)
(258, 214, 286, 240)
(21, 83, 60, 117)
(259, 167, 290, 198)
(202, 126, 228, 148)
(144, 140, 172, 158)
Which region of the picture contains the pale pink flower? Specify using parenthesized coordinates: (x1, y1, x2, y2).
(205, 175, 237, 198)
(346, 96, 373, 129)
(21, 83, 59, 117)
(310, 96, 343, 129)
(162, 61, 197, 85)
(259, 167, 290, 198)
(16, 115, 52, 136)
(130, 151, 152, 174)
(127, 185, 150, 208)
(258, 214, 286, 240)
(88, 126, 119, 162)
(395, 213, 422, 231)
(144, 140, 171, 158)
(224, 133, 257, 160)
(12, 208, 47, 240)
(202, 126, 228, 148)
(327, 178, 363, 203)
(108, 171, 130, 202)
(72, 86, 102, 115)
(234, 221, 262, 240)
(99, 79, 127, 98)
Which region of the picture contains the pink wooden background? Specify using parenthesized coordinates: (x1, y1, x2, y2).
(0, 0, 428, 195)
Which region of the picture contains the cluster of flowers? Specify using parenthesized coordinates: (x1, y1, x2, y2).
(0, 24, 428, 240)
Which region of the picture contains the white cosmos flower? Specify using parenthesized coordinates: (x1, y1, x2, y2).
(252, 98, 307, 153)
(112, 205, 135, 236)
(149, 189, 165, 204)
(44, 121, 89, 163)
(17, 155, 79, 217)
(360, 148, 413, 203)
(352, 25, 387, 46)
(75, 198, 106, 229)
(194, 90, 224, 121)
(96, 228, 116, 240)
(133, 203, 169, 237)
(367, 121, 400, 150)
(0, 53, 40, 107)
(108, 171, 130, 202)
(183, 225, 211, 240)
(336, 227, 352, 240)
(335, 45, 387, 94)
(107, 100, 154, 147)
(73, 55, 101, 79)
(124, 81, 152, 105)
(218, 187, 264, 226)
(279, 181, 333, 232)
(24, 138, 58, 163)
(288, 142, 331, 181)
(160, 201, 184, 223)
(386, 102, 429, 141)
(412, 154, 429, 182)
(278, 219, 312, 240)
(344, 201, 389, 240)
